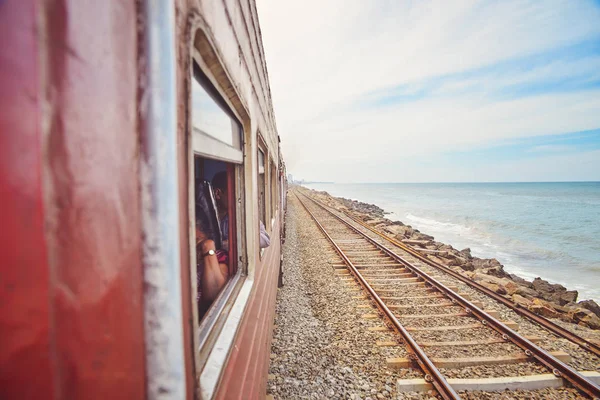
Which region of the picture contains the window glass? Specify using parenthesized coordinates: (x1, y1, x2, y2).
(192, 84, 233, 145)
(258, 149, 266, 225)
(191, 62, 243, 162)
(194, 157, 241, 321)
(271, 161, 278, 220)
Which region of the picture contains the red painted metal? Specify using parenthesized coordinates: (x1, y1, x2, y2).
(0, 1, 54, 398)
(176, 67, 195, 400)
(1, 1, 146, 398)
(215, 226, 281, 400)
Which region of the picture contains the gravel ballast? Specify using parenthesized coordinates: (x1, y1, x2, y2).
(269, 196, 431, 399)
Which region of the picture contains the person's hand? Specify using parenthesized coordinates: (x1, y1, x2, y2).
(200, 239, 216, 253)
(196, 226, 208, 244)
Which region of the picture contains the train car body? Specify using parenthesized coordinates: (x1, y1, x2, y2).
(0, 1, 283, 399)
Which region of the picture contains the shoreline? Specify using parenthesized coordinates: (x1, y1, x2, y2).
(302, 186, 600, 331)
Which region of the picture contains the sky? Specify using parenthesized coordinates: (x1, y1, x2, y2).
(256, 0, 600, 183)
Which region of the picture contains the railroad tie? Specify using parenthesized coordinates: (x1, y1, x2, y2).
(418, 336, 543, 347)
(405, 320, 519, 332)
(387, 351, 571, 369)
(396, 371, 600, 393)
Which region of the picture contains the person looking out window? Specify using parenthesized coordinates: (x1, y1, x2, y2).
(196, 199, 229, 317)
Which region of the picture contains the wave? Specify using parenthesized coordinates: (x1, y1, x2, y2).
(318, 183, 600, 302)
(405, 213, 472, 235)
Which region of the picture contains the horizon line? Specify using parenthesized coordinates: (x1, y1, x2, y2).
(299, 180, 600, 184)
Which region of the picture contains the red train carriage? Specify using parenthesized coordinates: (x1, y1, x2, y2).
(0, 0, 285, 399)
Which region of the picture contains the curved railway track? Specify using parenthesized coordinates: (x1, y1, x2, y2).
(294, 190, 600, 399)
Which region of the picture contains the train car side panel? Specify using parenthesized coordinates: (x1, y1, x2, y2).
(0, 1, 54, 398)
(215, 225, 281, 399)
(42, 1, 146, 398)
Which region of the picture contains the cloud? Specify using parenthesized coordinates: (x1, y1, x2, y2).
(257, 0, 600, 182)
(528, 145, 576, 153)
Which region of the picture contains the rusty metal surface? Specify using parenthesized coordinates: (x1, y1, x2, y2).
(301, 192, 600, 399)
(1, 0, 146, 398)
(295, 194, 460, 400)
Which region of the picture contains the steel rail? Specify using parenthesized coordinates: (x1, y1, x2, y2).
(319, 194, 600, 358)
(295, 193, 461, 400)
(299, 191, 600, 399)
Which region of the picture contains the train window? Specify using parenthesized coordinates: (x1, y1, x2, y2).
(191, 63, 244, 324)
(271, 160, 278, 225)
(258, 148, 267, 226)
(192, 62, 243, 162)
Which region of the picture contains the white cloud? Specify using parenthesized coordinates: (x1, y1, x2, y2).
(528, 144, 577, 153)
(257, 0, 600, 181)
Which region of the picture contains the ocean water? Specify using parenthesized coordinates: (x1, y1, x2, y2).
(303, 182, 600, 303)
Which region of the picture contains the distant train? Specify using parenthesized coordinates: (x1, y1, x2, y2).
(0, 1, 285, 399)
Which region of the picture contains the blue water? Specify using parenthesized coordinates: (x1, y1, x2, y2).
(304, 182, 600, 302)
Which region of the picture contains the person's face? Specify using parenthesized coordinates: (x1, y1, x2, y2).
(215, 187, 228, 209)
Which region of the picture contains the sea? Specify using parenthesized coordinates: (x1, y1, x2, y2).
(303, 182, 600, 303)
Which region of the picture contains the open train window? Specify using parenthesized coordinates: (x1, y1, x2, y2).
(270, 160, 278, 227)
(258, 148, 267, 226)
(191, 61, 245, 327)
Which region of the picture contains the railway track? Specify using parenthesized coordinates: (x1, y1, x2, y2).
(294, 190, 600, 399)
(304, 189, 600, 361)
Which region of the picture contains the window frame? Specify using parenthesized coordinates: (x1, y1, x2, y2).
(191, 61, 243, 163)
(257, 137, 268, 224)
(188, 51, 249, 374)
(257, 137, 269, 258)
(270, 158, 278, 229)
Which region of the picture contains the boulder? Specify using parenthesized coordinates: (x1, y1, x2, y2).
(459, 248, 472, 259)
(528, 299, 560, 318)
(437, 244, 454, 252)
(413, 232, 434, 241)
(488, 258, 503, 268)
(531, 277, 567, 294)
(471, 258, 505, 270)
(581, 315, 600, 330)
(551, 303, 572, 314)
(512, 294, 533, 308)
(383, 225, 409, 237)
(507, 273, 530, 285)
(460, 262, 475, 272)
(485, 266, 508, 278)
(471, 273, 512, 288)
(514, 286, 539, 299)
(504, 281, 520, 295)
(448, 256, 467, 267)
(548, 290, 578, 306)
(529, 304, 559, 319)
(578, 299, 600, 318)
(480, 281, 507, 295)
(568, 307, 600, 330)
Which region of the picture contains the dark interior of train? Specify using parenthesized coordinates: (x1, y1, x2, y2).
(194, 156, 235, 320)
